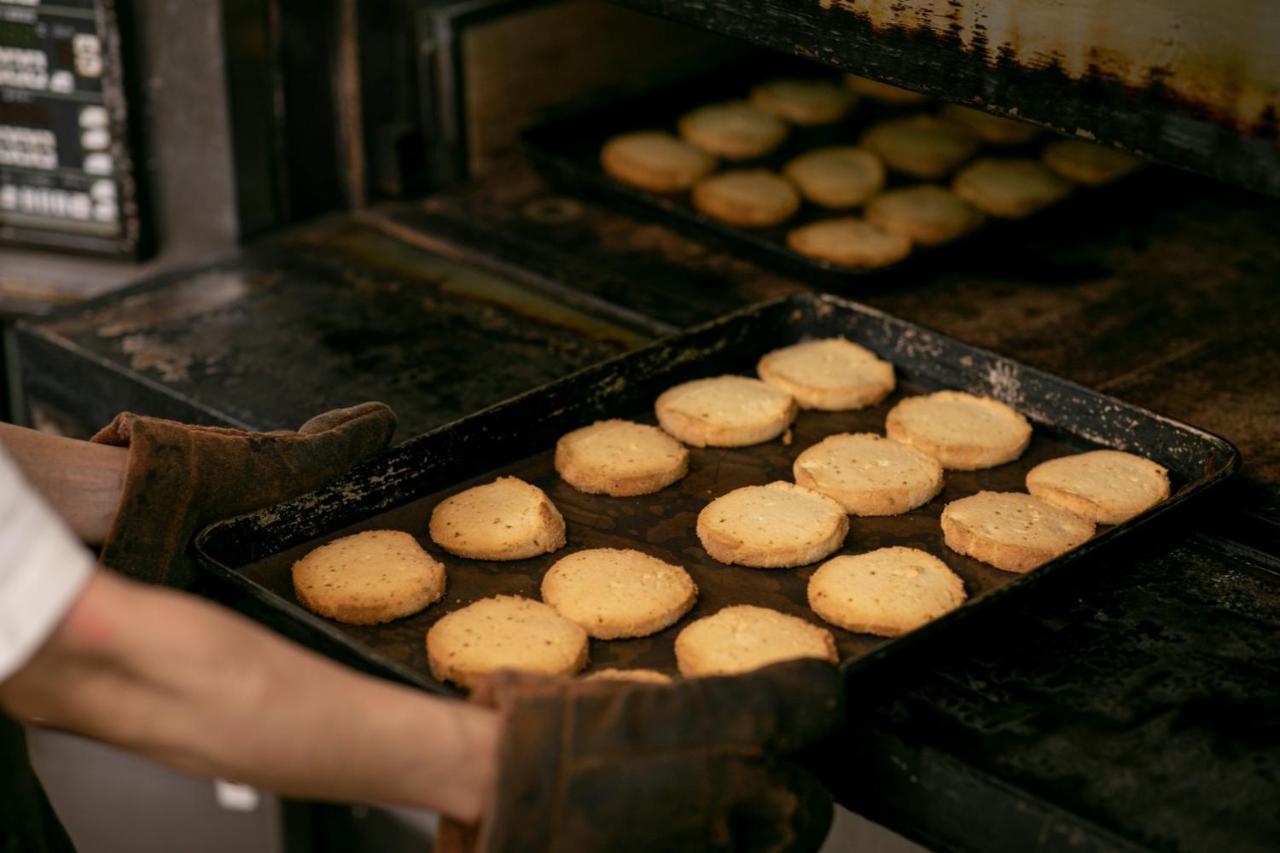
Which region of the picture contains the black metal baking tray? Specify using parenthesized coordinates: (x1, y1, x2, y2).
(194, 293, 1238, 697)
(521, 59, 1133, 285)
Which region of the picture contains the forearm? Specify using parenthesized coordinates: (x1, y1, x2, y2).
(0, 424, 125, 545)
(0, 570, 498, 821)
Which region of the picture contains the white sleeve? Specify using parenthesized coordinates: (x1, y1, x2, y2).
(0, 443, 95, 683)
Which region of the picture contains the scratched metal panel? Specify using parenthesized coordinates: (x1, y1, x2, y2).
(614, 0, 1280, 195)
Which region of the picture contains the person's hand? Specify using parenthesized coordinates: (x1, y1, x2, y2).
(437, 658, 843, 853)
(91, 403, 396, 586)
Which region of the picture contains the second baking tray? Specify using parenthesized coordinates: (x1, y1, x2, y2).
(194, 293, 1238, 696)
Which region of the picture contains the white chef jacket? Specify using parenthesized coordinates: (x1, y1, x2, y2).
(0, 444, 95, 683)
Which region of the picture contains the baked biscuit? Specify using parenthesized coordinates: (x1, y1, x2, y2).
(941, 104, 1040, 145)
(952, 158, 1074, 218)
(786, 217, 912, 269)
(292, 530, 445, 625)
(426, 595, 588, 689)
(677, 100, 789, 160)
(655, 375, 797, 447)
(865, 185, 984, 246)
(885, 390, 1032, 470)
(941, 491, 1095, 573)
(541, 548, 697, 639)
(697, 481, 848, 568)
(793, 433, 943, 516)
(750, 78, 855, 126)
(691, 169, 801, 227)
(428, 476, 566, 560)
(600, 130, 716, 193)
(808, 546, 965, 636)
(675, 605, 837, 677)
(1041, 139, 1142, 186)
(555, 419, 689, 497)
(757, 337, 895, 411)
(782, 146, 885, 208)
(860, 115, 981, 179)
(843, 74, 929, 105)
(583, 669, 673, 684)
(1026, 449, 1170, 524)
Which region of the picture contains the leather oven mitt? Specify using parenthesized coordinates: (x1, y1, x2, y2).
(90, 402, 397, 587)
(439, 658, 843, 853)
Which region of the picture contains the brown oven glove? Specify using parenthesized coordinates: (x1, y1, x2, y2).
(438, 659, 843, 853)
(89, 403, 397, 587)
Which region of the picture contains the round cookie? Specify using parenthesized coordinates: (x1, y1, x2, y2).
(1026, 449, 1170, 525)
(844, 74, 929, 105)
(697, 481, 848, 568)
(292, 530, 445, 625)
(428, 476, 566, 560)
(555, 419, 689, 497)
(941, 491, 1095, 573)
(793, 433, 943, 516)
(782, 146, 886, 208)
(756, 337, 895, 411)
(677, 100, 789, 160)
(426, 595, 588, 689)
(865, 184, 984, 247)
(885, 390, 1032, 470)
(749, 78, 855, 126)
(941, 104, 1040, 145)
(952, 158, 1074, 218)
(1041, 139, 1142, 186)
(675, 605, 837, 677)
(541, 548, 697, 639)
(786, 217, 912, 269)
(655, 375, 796, 448)
(691, 169, 801, 227)
(808, 546, 966, 636)
(860, 115, 981, 179)
(600, 130, 716, 193)
(582, 669, 673, 684)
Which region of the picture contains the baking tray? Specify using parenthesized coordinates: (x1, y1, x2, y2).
(521, 60, 1133, 284)
(194, 293, 1238, 697)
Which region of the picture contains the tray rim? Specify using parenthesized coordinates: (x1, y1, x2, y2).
(193, 291, 1242, 696)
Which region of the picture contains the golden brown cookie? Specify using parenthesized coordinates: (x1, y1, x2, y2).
(1041, 139, 1143, 186)
(426, 595, 589, 689)
(541, 548, 697, 639)
(860, 115, 981, 179)
(782, 146, 886, 208)
(292, 530, 446, 625)
(691, 169, 801, 227)
(555, 419, 689, 497)
(843, 74, 929, 105)
(941, 104, 1040, 145)
(786, 217, 912, 269)
(600, 130, 717, 193)
(675, 605, 837, 677)
(1025, 449, 1170, 524)
(756, 337, 895, 411)
(793, 433, 943, 516)
(582, 669, 673, 684)
(941, 491, 1095, 573)
(677, 100, 789, 160)
(808, 546, 966, 636)
(655, 375, 797, 448)
(885, 390, 1032, 470)
(428, 476, 566, 560)
(749, 78, 855, 126)
(697, 481, 848, 568)
(952, 158, 1074, 218)
(865, 184, 985, 247)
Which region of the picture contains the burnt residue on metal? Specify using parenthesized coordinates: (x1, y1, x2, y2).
(194, 293, 1236, 698)
(831, 534, 1280, 853)
(21, 216, 643, 435)
(614, 0, 1280, 196)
